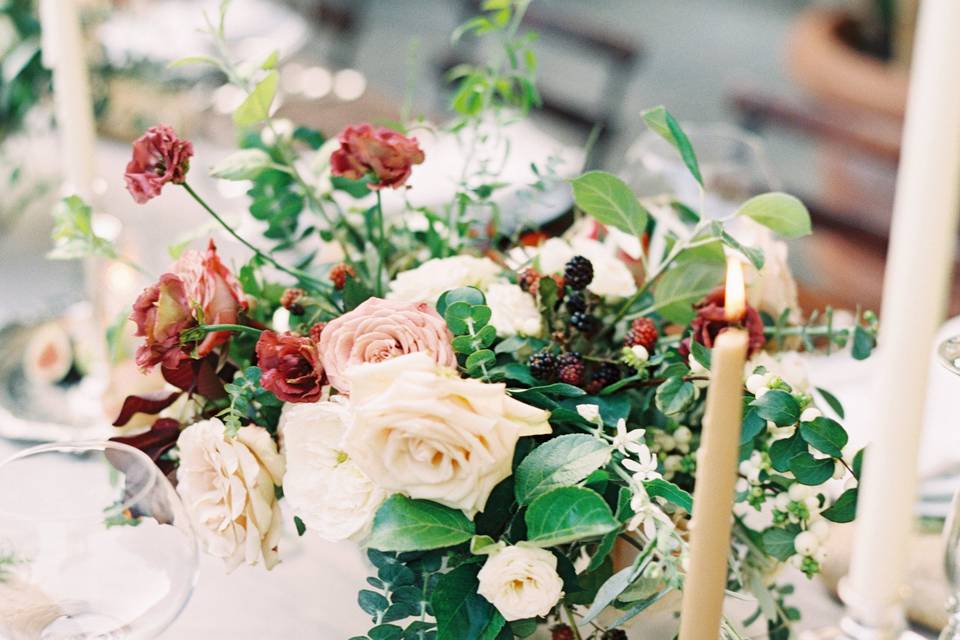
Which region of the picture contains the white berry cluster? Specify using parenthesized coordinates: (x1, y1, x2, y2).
(775, 484, 831, 576)
(651, 425, 694, 481)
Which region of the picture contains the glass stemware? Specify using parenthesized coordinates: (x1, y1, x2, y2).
(939, 335, 960, 640)
(0, 441, 197, 639)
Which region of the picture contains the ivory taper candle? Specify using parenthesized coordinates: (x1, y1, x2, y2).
(843, 0, 960, 625)
(678, 258, 749, 640)
(39, 0, 97, 199)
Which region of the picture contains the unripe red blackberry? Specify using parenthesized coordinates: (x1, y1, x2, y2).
(557, 352, 584, 385)
(587, 362, 621, 394)
(570, 311, 598, 334)
(280, 288, 305, 315)
(309, 322, 326, 343)
(528, 350, 557, 381)
(329, 263, 356, 290)
(518, 268, 541, 293)
(624, 317, 658, 352)
(563, 255, 594, 290)
(551, 625, 575, 640)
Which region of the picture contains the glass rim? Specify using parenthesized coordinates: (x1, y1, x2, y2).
(0, 439, 162, 522)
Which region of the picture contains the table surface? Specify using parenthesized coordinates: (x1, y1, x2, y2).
(0, 139, 947, 638)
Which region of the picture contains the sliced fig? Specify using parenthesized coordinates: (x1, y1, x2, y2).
(23, 322, 74, 385)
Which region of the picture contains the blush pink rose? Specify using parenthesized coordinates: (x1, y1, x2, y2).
(130, 239, 247, 370)
(330, 124, 425, 190)
(318, 298, 456, 393)
(124, 124, 194, 204)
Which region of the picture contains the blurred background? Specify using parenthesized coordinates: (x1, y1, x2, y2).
(0, 0, 942, 319)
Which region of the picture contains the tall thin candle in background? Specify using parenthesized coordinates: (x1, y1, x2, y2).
(843, 0, 960, 626)
(39, 0, 97, 199)
(678, 258, 749, 640)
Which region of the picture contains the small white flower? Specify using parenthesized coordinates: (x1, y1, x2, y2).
(271, 306, 291, 333)
(627, 484, 673, 539)
(794, 531, 819, 556)
(576, 403, 602, 425)
(476, 546, 565, 621)
(800, 407, 822, 423)
(622, 446, 661, 482)
(611, 419, 646, 455)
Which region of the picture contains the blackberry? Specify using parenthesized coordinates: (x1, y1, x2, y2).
(601, 631, 628, 640)
(551, 626, 575, 640)
(518, 268, 541, 293)
(528, 350, 557, 381)
(563, 255, 594, 290)
(309, 322, 326, 343)
(570, 311, 598, 334)
(565, 291, 587, 314)
(625, 317, 658, 352)
(557, 352, 584, 385)
(587, 362, 621, 394)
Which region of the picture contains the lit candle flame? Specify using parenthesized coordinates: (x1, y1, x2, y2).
(724, 257, 746, 322)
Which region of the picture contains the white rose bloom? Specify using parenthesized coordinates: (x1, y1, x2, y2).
(745, 351, 811, 393)
(387, 255, 502, 304)
(176, 418, 285, 570)
(477, 545, 564, 621)
(343, 353, 551, 517)
(280, 399, 386, 542)
(729, 219, 800, 322)
(485, 281, 542, 337)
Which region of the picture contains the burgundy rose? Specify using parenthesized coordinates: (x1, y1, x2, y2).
(125, 124, 194, 204)
(330, 124, 425, 190)
(131, 239, 247, 370)
(679, 287, 766, 358)
(256, 331, 325, 403)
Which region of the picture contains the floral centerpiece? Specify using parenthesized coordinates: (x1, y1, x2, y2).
(51, 2, 879, 639)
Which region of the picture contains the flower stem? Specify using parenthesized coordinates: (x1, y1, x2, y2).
(180, 182, 330, 292)
(195, 323, 263, 337)
(563, 603, 584, 640)
(375, 190, 385, 296)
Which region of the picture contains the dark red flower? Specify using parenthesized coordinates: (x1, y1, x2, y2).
(124, 124, 194, 204)
(256, 331, 325, 403)
(131, 273, 194, 370)
(679, 287, 766, 358)
(330, 124, 425, 190)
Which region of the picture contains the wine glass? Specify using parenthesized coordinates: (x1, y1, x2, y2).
(939, 336, 960, 639)
(0, 441, 197, 639)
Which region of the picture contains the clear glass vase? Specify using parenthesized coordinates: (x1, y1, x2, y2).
(0, 441, 198, 639)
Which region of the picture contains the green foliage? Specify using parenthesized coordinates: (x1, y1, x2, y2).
(653, 258, 725, 324)
(654, 376, 697, 416)
(367, 496, 476, 552)
(644, 478, 693, 513)
(735, 192, 812, 238)
(220, 366, 283, 434)
(356, 549, 444, 638)
(47, 196, 120, 262)
(799, 417, 848, 458)
(788, 453, 836, 485)
(524, 486, 618, 547)
(210, 148, 275, 180)
(443, 292, 497, 379)
(761, 526, 800, 561)
(750, 390, 800, 427)
(821, 488, 858, 523)
(513, 434, 612, 505)
(0, 0, 49, 139)
(432, 564, 505, 640)
(233, 71, 279, 126)
(570, 171, 649, 237)
(641, 106, 702, 185)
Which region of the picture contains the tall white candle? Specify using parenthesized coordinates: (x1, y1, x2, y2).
(39, 0, 97, 199)
(844, 0, 960, 625)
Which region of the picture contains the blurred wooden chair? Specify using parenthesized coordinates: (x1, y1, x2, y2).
(436, 0, 643, 168)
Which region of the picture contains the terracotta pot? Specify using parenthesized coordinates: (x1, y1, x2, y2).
(786, 7, 909, 120)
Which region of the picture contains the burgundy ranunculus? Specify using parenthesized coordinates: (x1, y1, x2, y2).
(125, 124, 194, 204)
(330, 123, 425, 190)
(256, 331, 325, 403)
(131, 239, 247, 371)
(679, 287, 766, 358)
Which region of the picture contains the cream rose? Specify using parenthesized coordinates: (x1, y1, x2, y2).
(176, 419, 285, 570)
(508, 237, 637, 298)
(477, 545, 565, 621)
(485, 281, 542, 338)
(318, 297, 457, 394)
(343, 353, 551, 517)
(279, 399, 386, 542)
(387, 255, 502, 304)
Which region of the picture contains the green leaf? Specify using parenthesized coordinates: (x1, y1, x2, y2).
(233, 71, 279, 126)
(444, 302, 472, 335)
(470, 305, 492, 329)
(815, 386, 846, 419)
(740, 408, 766, 444)
(851, 324, 876, 360)
(720, 230, 765, 270)
(466, 349, 495, 370)
(788, 453, 835, 485)
(641, 106, 702, 185)
(342, 276, 373, 311)
(644, 478, 693, 513)
(47, 196, 118, 261)
(580, 565, 637, 624)
(654, 260, 725, 324)
(167, 54, 223, 69)
(761, 526, 800, 561)
(821, 488, 858, 523)
(437, 287, 486, 316)
(367, 495, 475, 552)
(432, 564, 503, 640)
(690, 340, 712, 370)
(369, 625, 403, 640)
(261, 50, 280, 70)
(751, 389, 800, 426)
(570, 171, 649, 237)
(514, 435, 612, 505)
(769, 432, 806, 473)
(513, 383, 585, 399)
(735, 192, 812, 238)
(654, 376, 697, 416)
(293, 515, 306, 536)
(525, 486, 618, 547)
(359, 589, 389, 617)
(210, 148, 274, 180)
(799, 417, 848, 458)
